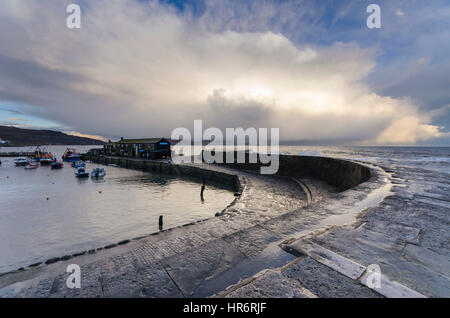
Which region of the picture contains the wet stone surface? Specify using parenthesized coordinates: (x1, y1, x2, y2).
(309, 165, 450, 298)
(283, 257, 381, 298)
(223, 269, 310, 298)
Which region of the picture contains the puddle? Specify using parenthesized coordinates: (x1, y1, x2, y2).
(294, 164, 394, 239)
(319, 182, 393, 227)
(193, 239, 296, 297)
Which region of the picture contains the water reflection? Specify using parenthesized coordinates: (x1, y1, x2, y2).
(76, 177, 89, 184)
(91, 178, 106, 184)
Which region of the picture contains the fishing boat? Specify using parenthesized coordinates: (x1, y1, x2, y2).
(25, 163, 39, 169)
(51, 161, 64, 169)
(39, 156, 56, 165)
(32, 146, 56, 164)
(71, 161, 85, 168)
(14, 157, 29, 166)
(75, 166, 89, 178)
(91, 167, 106, 178)
(62, 148, 81, 162)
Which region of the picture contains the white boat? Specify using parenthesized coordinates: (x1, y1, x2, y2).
(39, 157, 56, 166)
(14, 157, 29, 166)
(91, 167, 106, 178)
(75, 166, 89, 178)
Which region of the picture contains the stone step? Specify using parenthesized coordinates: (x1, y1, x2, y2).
(282, 239, 427, 298)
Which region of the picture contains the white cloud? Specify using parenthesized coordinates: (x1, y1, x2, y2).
(0, 0, 444, 144)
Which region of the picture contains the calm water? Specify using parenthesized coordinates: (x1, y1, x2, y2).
(0, 146, 234, 273)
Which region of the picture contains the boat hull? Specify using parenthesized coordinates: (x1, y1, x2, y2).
(91, 168, 106, 178)
(40, 161, 55, 166)
(63, 158, 81, 162)
(51, 163, 64, 169)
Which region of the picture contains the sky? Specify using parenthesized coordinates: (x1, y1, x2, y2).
(0, 0, 449, 145)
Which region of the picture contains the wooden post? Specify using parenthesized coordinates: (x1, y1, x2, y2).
(200, 177, 205, 202)
(159, 215, 163, 231)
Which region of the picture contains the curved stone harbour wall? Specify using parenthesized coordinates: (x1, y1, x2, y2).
(91, 155, 244, 194)
(91, 153, 370, 191)
(202, 151, 371, 191)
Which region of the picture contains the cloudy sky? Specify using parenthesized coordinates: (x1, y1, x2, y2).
(0, 0, 449, 145)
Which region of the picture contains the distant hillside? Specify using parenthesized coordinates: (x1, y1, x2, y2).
(0, 125, 105, 146)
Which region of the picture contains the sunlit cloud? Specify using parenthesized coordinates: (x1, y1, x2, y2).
(65, 131, 108, 142)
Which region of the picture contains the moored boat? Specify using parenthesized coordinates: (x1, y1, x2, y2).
(25, 163, 39, 169)
(71, 161, 85, 168)
(75, 166, 89, 178)
(32, 146, 55, 164)
(14, 157, 29, 166)
(39, 156, 56, 165)
(51, 161, 64, 169)
(62, 148, 81, 162)
(91, 167, 106, 178)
